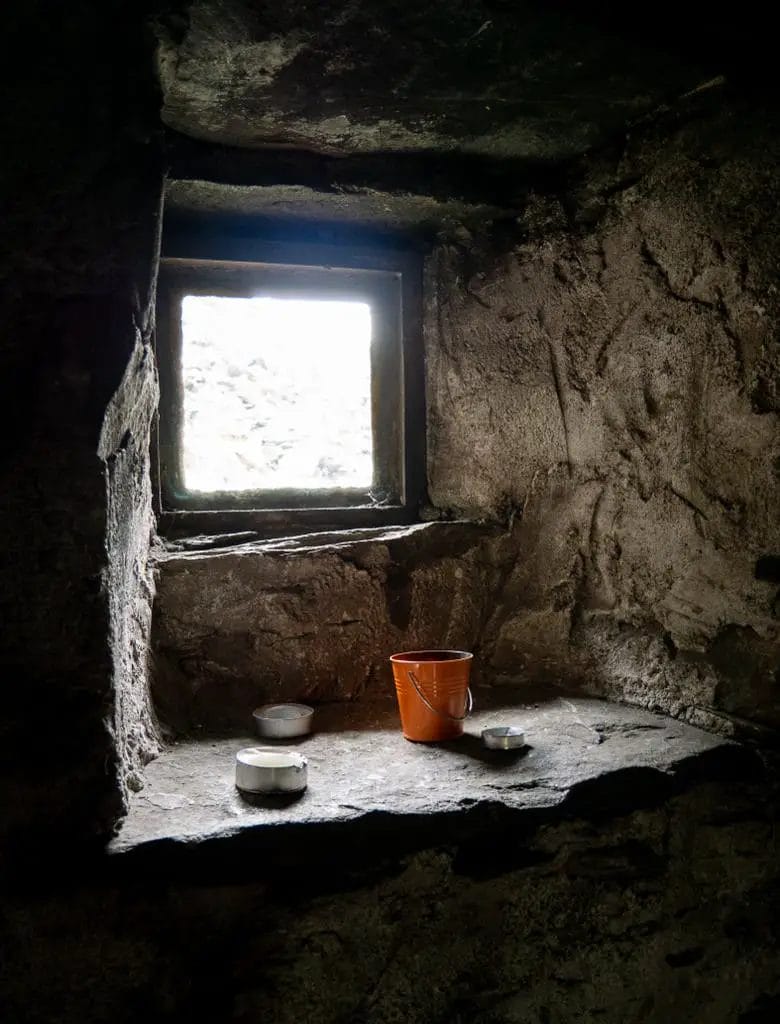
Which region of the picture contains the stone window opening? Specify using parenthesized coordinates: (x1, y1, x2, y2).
(154, 232, 426, 537)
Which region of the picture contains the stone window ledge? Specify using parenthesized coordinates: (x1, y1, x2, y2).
(110, 695, 760, 876)
(157, 519, 479, 554)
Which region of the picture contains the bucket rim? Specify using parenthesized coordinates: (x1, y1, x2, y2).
(390, 649, 473, 663)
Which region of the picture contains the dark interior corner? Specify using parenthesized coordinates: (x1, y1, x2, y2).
(1, 2, 778, 1021)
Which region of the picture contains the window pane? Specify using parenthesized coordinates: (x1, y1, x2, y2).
(180, 296, 373, 492)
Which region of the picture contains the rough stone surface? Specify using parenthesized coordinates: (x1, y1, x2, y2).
(166, 178, 508, 236)
(3, 750, 778, 1023)
(101, 333, 163, 798)
(112, 695, 752, 853)
(156, 1, 727, 157)
(423, 95, 780, 732)
(152, 522, 516, 732)
(0, 2, 166, 850)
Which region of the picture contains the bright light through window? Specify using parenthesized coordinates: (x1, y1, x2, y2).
(180, 296, 373, 492)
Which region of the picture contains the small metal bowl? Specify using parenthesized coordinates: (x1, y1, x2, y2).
(253, 703, 314, 739)
(235, 747, 308, 794)
(482, 725, 525, 750)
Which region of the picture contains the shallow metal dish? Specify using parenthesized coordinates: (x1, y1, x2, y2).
(482, 725, 525, 750)
(235, 747, 308, 794)
(253, 703, 314, 739)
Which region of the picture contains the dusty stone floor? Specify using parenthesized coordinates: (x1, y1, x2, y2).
(113, 694, 752, 857)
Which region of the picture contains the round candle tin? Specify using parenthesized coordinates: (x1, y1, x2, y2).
(235, 747, 308, 794)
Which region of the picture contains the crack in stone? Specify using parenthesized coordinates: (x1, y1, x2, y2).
(595, 303, 639, 374)
(668, 483, 709, 521)
(547, 338, 573, 478)
(639, 240, 720, 314)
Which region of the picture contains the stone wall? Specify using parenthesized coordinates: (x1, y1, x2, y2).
(153, 92, 779, 738)
(102, 333, 163, 795)
(3, 772, 779, 1024)
(153, 523, 516, 732)
(428, 96, 780, 733)
(0, 2, 166, 851)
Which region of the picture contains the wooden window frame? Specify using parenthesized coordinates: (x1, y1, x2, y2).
(154, 234, 426, 537)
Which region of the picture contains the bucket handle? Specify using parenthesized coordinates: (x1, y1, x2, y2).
(407, 671, 473, 722)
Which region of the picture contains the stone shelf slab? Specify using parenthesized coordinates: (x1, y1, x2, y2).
(111, 695, 759, 877)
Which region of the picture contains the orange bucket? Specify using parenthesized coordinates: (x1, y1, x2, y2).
(390, 650, 473, 742)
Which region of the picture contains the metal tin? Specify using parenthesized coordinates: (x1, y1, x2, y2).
(482, 726, 525, 750)
(253, 703, 314, 739)
(235, 747, 308, 794)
